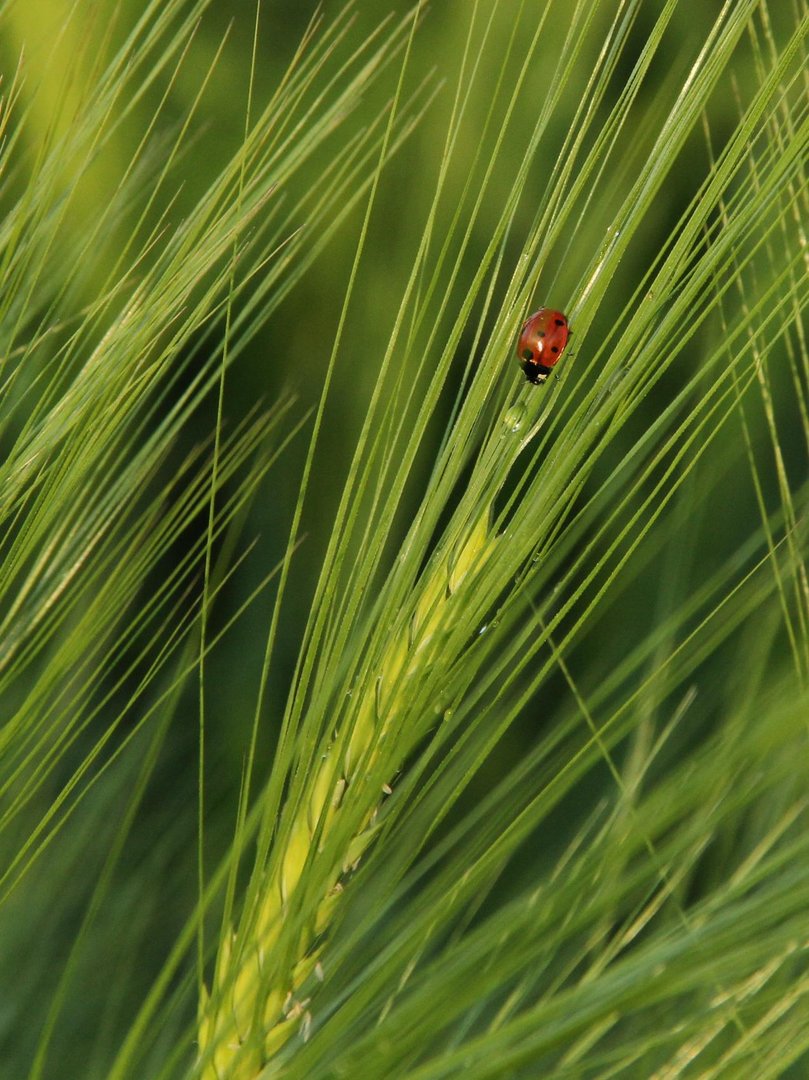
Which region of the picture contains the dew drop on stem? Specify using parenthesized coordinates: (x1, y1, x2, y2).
(501, 402, 526, 433)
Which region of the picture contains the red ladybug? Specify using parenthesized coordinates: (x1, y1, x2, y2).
(516, 308, 570, 384)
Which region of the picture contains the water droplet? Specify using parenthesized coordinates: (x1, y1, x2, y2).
(501, 402, 526, 433)
(478, 623, 489, 636)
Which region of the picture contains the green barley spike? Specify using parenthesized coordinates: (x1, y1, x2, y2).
(198, 509, 493, 1078)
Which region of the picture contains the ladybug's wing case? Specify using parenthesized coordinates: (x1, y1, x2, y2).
(516, 308, 569, 384)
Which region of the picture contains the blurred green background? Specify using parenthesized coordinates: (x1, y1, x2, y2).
(0, 1, 804, 1075)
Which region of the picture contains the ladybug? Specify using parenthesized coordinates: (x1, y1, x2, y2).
(516, 308, 570, 384)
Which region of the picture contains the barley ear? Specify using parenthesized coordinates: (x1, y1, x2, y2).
(197, 508, 494, 1076)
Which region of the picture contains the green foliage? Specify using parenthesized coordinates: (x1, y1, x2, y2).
(0, 1, 807, 1077)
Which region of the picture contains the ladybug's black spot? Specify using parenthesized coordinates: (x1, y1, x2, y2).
(522, 348, 534, 361)
(551, 346, 558, 353)
(555, 318, 565, 326)
(537, 330, 545, 337)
